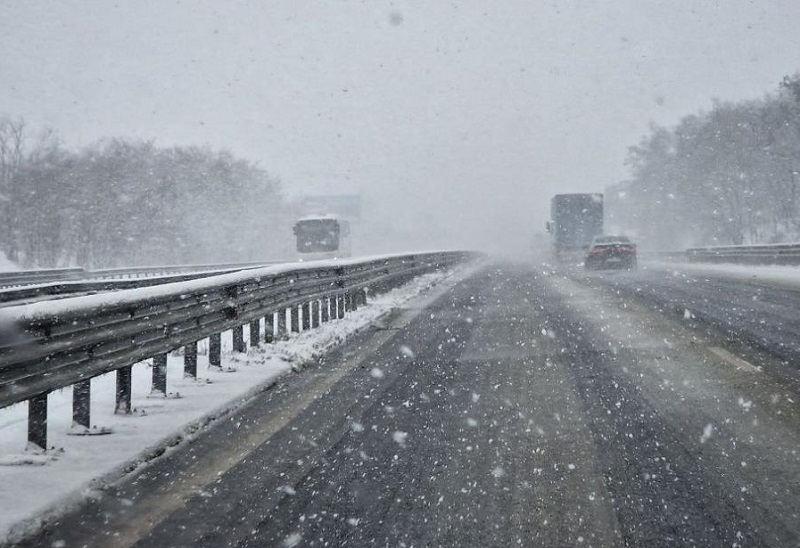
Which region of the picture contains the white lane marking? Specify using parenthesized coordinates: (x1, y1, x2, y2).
(708, 346, 761, 373)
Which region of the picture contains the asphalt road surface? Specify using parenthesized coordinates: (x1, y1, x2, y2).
(16, 262, 800, 547)
(576, 262, 800, 390)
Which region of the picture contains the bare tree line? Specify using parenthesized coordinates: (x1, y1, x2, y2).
(606, 74, 800, 250)
(0, 120, 289, 268)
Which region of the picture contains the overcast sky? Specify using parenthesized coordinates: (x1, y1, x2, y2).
(2, 1, 800, 255)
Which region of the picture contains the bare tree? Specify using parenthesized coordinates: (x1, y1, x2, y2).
(609, 76, 800, 248)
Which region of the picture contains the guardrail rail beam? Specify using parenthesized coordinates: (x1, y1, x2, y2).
(0, 251, 476, 452)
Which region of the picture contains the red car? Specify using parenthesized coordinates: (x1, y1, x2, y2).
(584, 235, 637, 270)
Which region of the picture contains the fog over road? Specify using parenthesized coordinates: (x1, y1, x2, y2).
(20, 263, 800, 547)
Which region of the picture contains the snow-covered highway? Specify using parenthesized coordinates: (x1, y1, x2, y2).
(10, 261, 800, 547)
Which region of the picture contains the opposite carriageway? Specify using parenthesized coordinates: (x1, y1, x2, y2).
(0, 262, 274, 290)
(0, 262, 279, 307)
(0, 252, 475, 452)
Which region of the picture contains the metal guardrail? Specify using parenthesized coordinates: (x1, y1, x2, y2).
(686, 244, 800, 265)
(0, 261, 273, 289)
(0, 266, 277, 307)
(0, 268, 87, 288)
(88, 261, 272, 280)
(0, 251, 474, 451)
(637, 251, 687, 262)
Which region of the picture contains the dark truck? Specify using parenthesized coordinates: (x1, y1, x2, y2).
(546, 193, 604, 260)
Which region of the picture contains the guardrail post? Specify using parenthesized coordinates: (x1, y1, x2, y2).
(249, 319, 260, 347)
(233, 325, 246, 353)
(359, 288, 368, 307)
(184, 342, 198, 378)
(348, 292, 357, 311)
(337, 295, 346, 319)
(72, 379, 91, 430)
(278, 309, 288, 339)
(115, 366, 133, 414)
(28, 393, 48, 451)
(209, 333, 222, 369)
(291, 306, 300, 333)
(264, 313, 275, 343)
(311, 300, 320, 328)
(151, 353, 167, 396)
(301, 302, 311, 331)
(321, 298, 330, 323)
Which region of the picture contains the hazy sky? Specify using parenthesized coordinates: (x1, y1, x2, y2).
(2, 1, 799, 254)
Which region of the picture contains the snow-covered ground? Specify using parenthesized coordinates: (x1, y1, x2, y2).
(0, 263, 477, 543)
(0, 251, 20, 272)
(646, 260, 800, 289)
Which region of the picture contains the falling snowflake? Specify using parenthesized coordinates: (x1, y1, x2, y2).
(393, 431, 408, 447)
(738, 398, 752, 412)
(283, 532, 302, 547)
(700, 423, 714, 444)
(399, 345, 415, 358)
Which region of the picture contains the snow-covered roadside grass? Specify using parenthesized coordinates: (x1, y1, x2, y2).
(0, 251, 20, 272)
(0, 263, 479, 543)
(645, 260, 800, 289)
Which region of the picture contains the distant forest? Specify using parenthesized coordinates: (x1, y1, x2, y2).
(0, 124, 289, 268)
(607, 73, 800, 250)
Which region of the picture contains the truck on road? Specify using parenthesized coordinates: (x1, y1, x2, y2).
(293, 215, 351, 260)
(292, 194, 360, 261)
(546, 193, 604, 260)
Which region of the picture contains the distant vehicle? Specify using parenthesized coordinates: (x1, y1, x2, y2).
(294, 194, 360, 259)
(584, 235, 637, 270)
(546, 193, 604, 260)
(293, 215, 351, 260)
